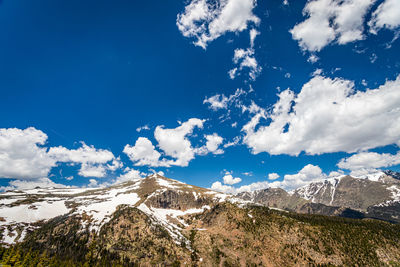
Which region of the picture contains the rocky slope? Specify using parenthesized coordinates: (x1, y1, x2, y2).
(241, 171, 400, 223)
(1, 173, 400, 266)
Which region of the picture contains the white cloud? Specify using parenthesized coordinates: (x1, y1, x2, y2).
(78, 163, 107, 178)
(155, 118, 205, 167)
(268, 173, 280, 180)
(223, 173, 242, 185)
(249, 28, 259, 47)
(230, 48, 261, 80)
(308, 54, 319, 63)
(204, 133, 224, 154)
(211, 164, 326, 193)
(228, 68, 238, 79)
(0, 127, 56, 179)
(211, 179, 270, 194)
(242, 74, 400, 156)
(125, 119, 224, 168)
(276, 164, 325, 191)
(223, 136, 241, 148)
(369, 0, 400, 34)
(48, 142, 114, 164)
(203, 94, 229, 110)
(211, 181, 237, 194)
(107, 157, 123, 171)
(48, 142, 116, 178)
(338, 151, 400, 171)
(0, 177, 68, 191)
(0, 127, 120, 180)
(123, 137, 170, 167)
(177, 0, 260, 49)
(203, 88, 245, 111)
(114, 168, 145, 184)
(87, 179, 99, 188)
(290, 0, 375, 52)
(136, 125, 150, 132)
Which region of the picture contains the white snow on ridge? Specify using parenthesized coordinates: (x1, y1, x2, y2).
(137, 203, 211, 244)
(156, 177, 178, 189)
(0, 200, 69, 225)
(353, 171, 385, 182)
(74, 191, 141, 232)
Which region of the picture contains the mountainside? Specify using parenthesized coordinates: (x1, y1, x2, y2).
(1, 173, 400, 266)
(241, 171, 400, 223)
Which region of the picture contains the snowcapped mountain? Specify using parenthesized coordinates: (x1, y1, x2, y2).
(0, 173, 235, 245)
(1, 173, 400, 266)
(240, 171, 400, 223)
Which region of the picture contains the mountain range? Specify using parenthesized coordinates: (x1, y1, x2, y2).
(1, 172, 400, 266)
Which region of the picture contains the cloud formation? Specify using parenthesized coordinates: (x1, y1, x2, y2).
(0, 127, 56, 179)
(125, 118, 224, 168)
(369, 0, 400, 34)
(242, 74, 400, 156)
(223, 172, 242, 185)
(229, 48, 261, 81)
(290, 0, 375, 52)
(155, 118, 205, 166)
(211, 164, 326, 193)
(177, 0, 259, 49)
(48, 143, 116, 178)
(203, 89, 245, 111)
(0, 127, 119, 180)
(123, 137, 170, 167)
(338, 151, 400, 171)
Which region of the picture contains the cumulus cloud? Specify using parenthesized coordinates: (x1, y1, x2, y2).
(204, 133, 224, 154)
(177, 0, 259, 49)
(114, 168, 145, 184)
(0, 127, 120, 180)
(155, 118, 205, 167)
(290, 0, 375, 52)
(125, 118, 208, 168)
(242, 74, 400, 156)
(369, 0, 400, 34)
(274, 164, 325, 191)
(229, 48, 261, 80)
(48, 142, 116, 178)
(268, 173, 280, 180)
(338, 151, 400, 171)
(123, 137, 170, 167)
(0, 127, 56, 179)
(211, 164, 325, 193)
(222, 172, 242, 185)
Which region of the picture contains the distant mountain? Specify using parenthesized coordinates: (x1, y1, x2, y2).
(1, 173, 400, 266)
(239, 171, 400, 223)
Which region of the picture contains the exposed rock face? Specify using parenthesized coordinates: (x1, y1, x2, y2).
(238, 187, 308, 211)
(239, 171, 400, 223)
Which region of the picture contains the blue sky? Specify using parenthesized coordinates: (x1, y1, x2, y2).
(1, 0, 400, 192)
